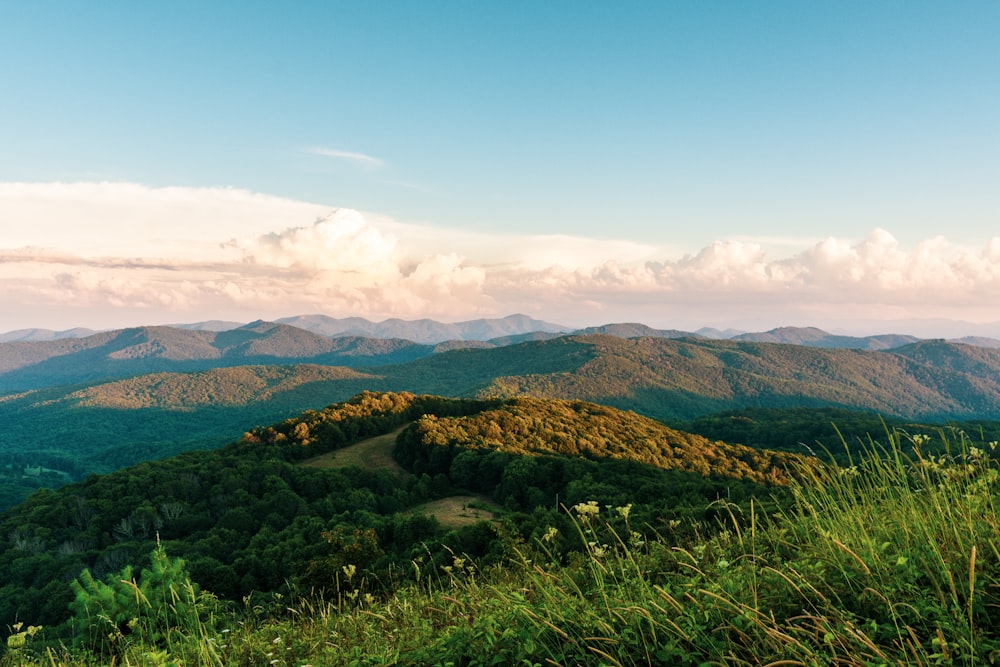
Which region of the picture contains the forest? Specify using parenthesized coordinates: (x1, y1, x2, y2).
(0, 392, 804, 647)
(0, 392, 998, 665)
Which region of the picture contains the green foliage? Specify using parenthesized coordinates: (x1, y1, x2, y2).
(396, 396, 814, 485)
(68, 541, 219, 659)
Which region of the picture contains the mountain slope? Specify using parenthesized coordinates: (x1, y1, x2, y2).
(4, 332, 1000, 511)
(394, 396, 811, 484)
(458, 335, 1000, 420)
(731, 326, 920, 350)
(0, 322, 430, 392)
(571, 322, 702, 339)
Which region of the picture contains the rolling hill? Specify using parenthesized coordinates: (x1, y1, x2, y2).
(0, 391, 807, 635)
(5, 334, 1000, 477)
(387, 334, 1000, 421)
(0, 321, 431, 392)
(730, 325, 920, 350)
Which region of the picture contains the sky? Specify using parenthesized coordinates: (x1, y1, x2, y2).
(2, 2, 1000, 337)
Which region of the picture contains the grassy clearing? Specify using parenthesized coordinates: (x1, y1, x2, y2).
(403, 494, 502, 529)
(300, 426, 408, 475)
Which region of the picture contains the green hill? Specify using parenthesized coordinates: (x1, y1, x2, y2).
(0, 392, 800, 643)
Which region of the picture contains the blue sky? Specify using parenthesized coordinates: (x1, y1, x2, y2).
(2, 2, 999, 335)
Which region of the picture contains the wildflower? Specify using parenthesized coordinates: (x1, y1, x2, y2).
(588, 541, 608, 558)
(573, 500, 600, 523)
(341, 564, 357, 581)
(542, 526, 559, 543)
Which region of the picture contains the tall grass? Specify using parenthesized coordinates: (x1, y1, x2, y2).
(5, 428, 1000, 666)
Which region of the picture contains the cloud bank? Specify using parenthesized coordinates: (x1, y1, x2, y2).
(1, 182, 999, 335)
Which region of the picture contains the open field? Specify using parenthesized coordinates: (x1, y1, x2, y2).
(300, 426, 409, 475)
(404, 494, 502, 529)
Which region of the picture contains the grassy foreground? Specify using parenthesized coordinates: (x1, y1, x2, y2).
(5, 428, 1000, 666)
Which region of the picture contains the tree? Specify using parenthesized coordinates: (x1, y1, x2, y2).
(69, 542, 217, 657)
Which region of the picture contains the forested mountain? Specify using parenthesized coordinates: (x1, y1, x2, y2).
(0, 322, 432, 392)
(0, 365, 386, 510)
(0, 392, 802, 640)
(571, 322, 701, 339)
(369, 333, 1000, 421)
(7, 317, 1000, 396)
(730, 326, 921, 350)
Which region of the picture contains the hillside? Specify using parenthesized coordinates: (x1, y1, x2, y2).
(0, 392, 798, 642)
(393, 396, 810, 485)
(0, 365, 383, 508)
(0, 322, 431, 392)
(469, 334, 1000, 420)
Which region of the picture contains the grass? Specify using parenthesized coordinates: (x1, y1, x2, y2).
(7, 427, 1000, 666)
(403, 495, 502, 530)
(300, 426, 409, 475)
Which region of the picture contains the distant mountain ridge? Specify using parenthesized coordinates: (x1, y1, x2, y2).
(7, 316, 1000, 349)
(275, 313, 571, 343)
(0, 327, 98, 342)
(0, 321, 433, 392)
(730, 326, 921, 350)
(571, 322, 701, 339)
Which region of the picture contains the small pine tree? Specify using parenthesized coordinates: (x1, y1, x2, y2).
(69, 541, 216, 657)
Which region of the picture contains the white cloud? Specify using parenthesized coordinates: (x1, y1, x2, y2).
(0, 181, 329, 257)
(306, 147, 385, 169)
(1, 182, 999, 334)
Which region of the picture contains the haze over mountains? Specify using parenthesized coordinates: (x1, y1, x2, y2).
(4, 313, 1000, 347)
(3, 314, 1000, 400)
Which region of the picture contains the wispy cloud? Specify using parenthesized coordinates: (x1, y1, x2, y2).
(306, 146, 385, 169)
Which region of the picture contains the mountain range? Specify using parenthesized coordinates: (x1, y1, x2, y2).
(3, 327, 1000, 496)
(5, 316, 1000, 394)
(5, 314, 1000, 348)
